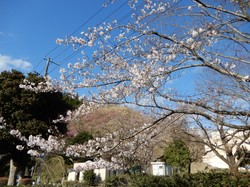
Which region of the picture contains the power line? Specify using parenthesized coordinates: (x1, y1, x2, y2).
(47, 2, 106, 58)
(63, 0, 182, 69)
(47, 0, 182, 76)
(32, 58, 43, 73)
(48, 0, 131, 74)
(53, 46, 72, 61)
(51, 1, 145, 70)
(33, 1, 112, 74)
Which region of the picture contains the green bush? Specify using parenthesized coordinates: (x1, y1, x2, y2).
(70, 131, 93, 145)
(83, 170, 96, 186)
(104, 171, 250, 187)
(62, 181, 86, 187)
(131, 174, 177, 187)
(104, 174, 129, 187)
(189, 171, 250, 187)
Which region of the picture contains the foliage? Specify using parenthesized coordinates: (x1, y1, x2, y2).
(0, 70, 76, 176)
(62, 181, 86, 187)
(2, 171, 250, 187)
(32, 155, 66, 185)
(83, 169, 96, 186)
(163, 139, 191, 172)
(130, 174, 176, 187)
(104, 174, 130, 187)
(62, 94, 82, 110)
(104, 171, 250, 187)
(65, 131, 94, 163)
(69, 131, 93, 145)
(0, 155, 10, 176)
(189, 171, 250, 187)
(0, 70, 69, 137)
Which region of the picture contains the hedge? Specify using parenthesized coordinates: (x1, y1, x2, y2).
(104, 171, 250, 187)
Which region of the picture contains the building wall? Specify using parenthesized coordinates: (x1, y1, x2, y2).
(202, 131, 250, 169)
(151, 162, 174, 176)
(67, 165, 124, 182)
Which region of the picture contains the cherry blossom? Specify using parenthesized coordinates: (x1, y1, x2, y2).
(14, 0, 250, 174)
(73, 159, 122, 172)
(52, 0, 249, 174)
(10, 129, 65, 157)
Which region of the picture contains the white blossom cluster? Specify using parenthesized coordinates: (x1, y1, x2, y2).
(53, 101, 101, 123)
(19, 77, 62, 93)
(56, 1, 247, 91)
(10, 129, 65, 157)
(73, 159, 122, 172)
(65, 123, 163, 168)
(27, 135, 65, 153)
(10, 122, 161, 169)
(0, 117, 5, 129)
(10, 129, 27, 142)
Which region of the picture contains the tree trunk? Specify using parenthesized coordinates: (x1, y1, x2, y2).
(7, 159, 17, 186)
(229, 165, 239, 177)
(227, 155, 239, 177)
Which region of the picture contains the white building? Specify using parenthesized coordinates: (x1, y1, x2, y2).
(202, 130, 250, 169)
(151, 162, 174, 176)
(67, 160, 124, 182)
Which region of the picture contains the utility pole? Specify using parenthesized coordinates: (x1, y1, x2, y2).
(43, 57, 60, 77)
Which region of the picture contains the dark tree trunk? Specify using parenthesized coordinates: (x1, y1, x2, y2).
(188, 161, 191, 174)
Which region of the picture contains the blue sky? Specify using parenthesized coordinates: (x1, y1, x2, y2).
(0, 0, 130, 78)
(0, 0, 197, 94)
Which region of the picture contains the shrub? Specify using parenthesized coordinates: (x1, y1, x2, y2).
(83, 170, 96, 186)
(130, 174, 169, 187)
(104, 171, 250, 187)
(171, 174, 190, 187)
(63, 181, 86, 187)
(104, 174, 129, 187)
(70, 131, 93, 145)
(189, 171, 250, 187)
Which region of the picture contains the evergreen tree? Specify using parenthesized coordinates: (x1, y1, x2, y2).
(0, 70, 79, 178)
(163, 139, 191, 173)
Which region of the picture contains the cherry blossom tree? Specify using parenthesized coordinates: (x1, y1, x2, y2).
(185, 76, 250, 175)
(4, 0, 239, 177)
(55, 0, 249, 175)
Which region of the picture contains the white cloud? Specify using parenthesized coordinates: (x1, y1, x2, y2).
(0, 32, 15, 37)
(0, 54, 33, 72)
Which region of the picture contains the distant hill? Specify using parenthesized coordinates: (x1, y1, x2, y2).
(67, 105, 149, 137)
